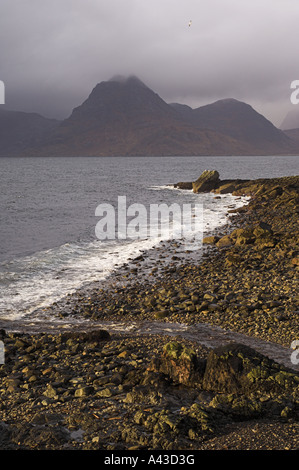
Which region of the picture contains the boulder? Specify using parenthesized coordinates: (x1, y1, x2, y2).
(216, 235, 234, 248)
(253, 221, 273, 238)
(75, 386, 94, 398)
(202, 235, 219, 245)
(262, 186, 284, 199)
(234, 228, 256, 246)
(213, 182, 237, 194)
(203, 343, 269, 393)
(253, 222, 275, 249)
(148, 341, 206, 387)
(202, 343, 299, 395)
(192, 170, 220, 193)
(149, 341, 299, 398)
(60, 329, 110, 343)
(225, 252, 243, 266)
(0, 422, 13, 449)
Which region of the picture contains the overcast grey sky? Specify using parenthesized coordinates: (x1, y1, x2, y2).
(1, 0, 298, 126)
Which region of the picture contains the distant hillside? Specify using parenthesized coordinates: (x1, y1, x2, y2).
(1, 76, 299, 157)
(283, 128, 299, 142)
(172, 98, 291, 152)
(0, 109, 60, 156)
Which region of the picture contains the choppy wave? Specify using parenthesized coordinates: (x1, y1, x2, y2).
(0, 190, 248, 321)
(0, 237, 159, 320)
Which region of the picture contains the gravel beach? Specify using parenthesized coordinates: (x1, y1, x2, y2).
(0, 173, 298, 451)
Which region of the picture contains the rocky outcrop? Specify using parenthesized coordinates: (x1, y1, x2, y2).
(192, 170, 220, 193)
(203, 343, 298, 394)
(213, 179, 249, 194)
(149, 341, 299, 396)
(173, 182, 193, 190)
(204, 221, 276, 250)
(175, 170, 250, 194)
(148, 341, 206, 387)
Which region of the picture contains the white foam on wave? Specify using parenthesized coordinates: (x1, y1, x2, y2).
(0, 193, 249, 321)
(0, 236, 162, 320)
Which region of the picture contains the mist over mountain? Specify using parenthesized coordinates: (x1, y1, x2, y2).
(280, 108, 299, 131)
(1, 76, 298, 157)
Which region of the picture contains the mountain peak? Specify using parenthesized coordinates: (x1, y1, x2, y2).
(67, 74, 177, 125)
(214, 98, 243, 105)
(191, 97, 287, 146)
(11, 75, 295, 157)
(108, 75, 147, 87)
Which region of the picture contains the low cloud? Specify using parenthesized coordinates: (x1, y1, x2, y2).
(0, 0, 298, 126)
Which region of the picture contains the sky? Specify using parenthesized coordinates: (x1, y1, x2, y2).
(1, 0, 299, 127)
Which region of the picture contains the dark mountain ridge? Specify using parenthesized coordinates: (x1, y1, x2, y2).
(1, 76, 298, 157)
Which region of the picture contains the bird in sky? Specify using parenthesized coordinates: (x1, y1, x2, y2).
(188, 20, 192, 27)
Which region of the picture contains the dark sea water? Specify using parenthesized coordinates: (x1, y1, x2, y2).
(0, 155, 298, 322)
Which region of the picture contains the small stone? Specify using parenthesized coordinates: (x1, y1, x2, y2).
(74, 386, 94, 397)
(96, 387, 113, 398)
(43, 385, 58, 399)
(154, 310, 169, 319)
(216, 235, 234, 248)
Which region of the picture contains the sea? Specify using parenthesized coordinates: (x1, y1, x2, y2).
(0, 155, 298, 327)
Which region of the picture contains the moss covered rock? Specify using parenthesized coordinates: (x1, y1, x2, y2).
(203, 342, 299, 395)
(148, 341, 206, 387)
(192, 170, 220, 193)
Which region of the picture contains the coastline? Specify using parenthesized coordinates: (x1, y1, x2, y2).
(0, 173, 298, 450)
(31, 173, 297, 347)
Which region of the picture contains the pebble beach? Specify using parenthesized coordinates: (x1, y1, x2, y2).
(0, 173, 298, 451)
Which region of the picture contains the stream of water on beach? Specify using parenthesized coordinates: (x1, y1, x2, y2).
(0, 155, 298, 327)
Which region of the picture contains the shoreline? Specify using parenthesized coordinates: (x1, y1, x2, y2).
(0, 172, 298, 450)
(24, 174, 296, 347)
(0, 189, 248, 331)
(0, 185, 247, 324)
